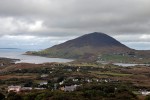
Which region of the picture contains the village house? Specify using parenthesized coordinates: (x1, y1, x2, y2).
(8, 85, 47, 93)
(60, 85, 79, 92)
(77, 68, 80, 72)
(39, 81, 48, 85)
(8, 86, 21, 92)
(59, 81, 64, 85)
(73, 78, 78, 82)
(50, 71, 53, 74)
(67, 69, 72, 72)
(0, 63, 4, 67)
(41, 74, 49, 78)
(34, 88, 46, 90)
(141, 91, 150, 96)
(85, 79, 92, 83)
(21, 87, 32, 91)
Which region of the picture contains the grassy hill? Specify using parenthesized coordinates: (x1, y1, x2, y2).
(26, 32, 150, 63)
(26, 32, 132, 58)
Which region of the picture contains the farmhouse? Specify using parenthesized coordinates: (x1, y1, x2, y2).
(41, 74, 49, 78)
(39, 81, 48, 85)
(21, 87, 32, 91)
(60, 85, 79, 92)
(0, 63, 4, 67)
(8, 86, 21, 92)
(141, 91, 150, 96)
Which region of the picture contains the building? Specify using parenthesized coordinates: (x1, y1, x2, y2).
(8, 86, 21, 92)
(34, 88, 46, 90)
(73, 79, 78, 82)
(0, 63, 4, 67)
(39, 81, 48, 85)
(59, 81, 64, 85)
(141, 91, 150, 96)
(21, 87, 32, 91)
(41, 74, 49, 78)
(61, 85, 79, 92)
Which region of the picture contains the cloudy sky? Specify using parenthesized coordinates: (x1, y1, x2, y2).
(0, 0, 150, 50)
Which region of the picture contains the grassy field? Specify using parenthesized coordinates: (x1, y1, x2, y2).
(90, 71, 132, 77)
(99, 54, 132, 63)
(0, 73, 37, 80)
(99, 53, 150, 64)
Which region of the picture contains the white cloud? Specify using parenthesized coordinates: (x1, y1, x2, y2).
(0, 0, 150, 50)
(123, 42, 150, 50)
(114, 34, 150, 42)
(0, 17, 32, 35)
(140, 34, 150, 39)
(29, 20, 46, 32)
(0, 35, 75, 50)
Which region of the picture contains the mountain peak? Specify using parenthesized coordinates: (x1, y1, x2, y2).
(81, 32, 107, 37)
(29, 32, 132, 59)
(87, 32, 106, 35)
(64, 32, 128, 48)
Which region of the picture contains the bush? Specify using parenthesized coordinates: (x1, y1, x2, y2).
(7, 92, 22, 100)
(145, 95, 150, 100)
(0, 92, 5, 100)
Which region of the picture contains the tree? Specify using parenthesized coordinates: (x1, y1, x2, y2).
(0, 92, 5, 100)
(23, 93, 37, 100)
(7, 92, 22, 100)
(145, 95, 150, 100)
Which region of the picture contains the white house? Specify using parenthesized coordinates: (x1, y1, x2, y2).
(8, 86, 21, 92)
(141, 91, 150, 96)
(64, 85, 76, 92)
(41, 74, 49, 78)
(39, 81, 48, 85)
(21, 87, 32, 91)
(34, 88, 46, 90)
(59, 81, 64, 85)
(0, 63, 4, 67)
(61, 85, 79, 92)
(73, 79, 78, 82)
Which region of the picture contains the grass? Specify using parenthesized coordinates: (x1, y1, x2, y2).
(90, 71, 132, 77)
(99, 54, 130, 62)
(0, 73, 37, 80)
(72, 63, 99, 67)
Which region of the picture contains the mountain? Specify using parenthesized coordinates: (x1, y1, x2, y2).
(27, 32, 133, 61)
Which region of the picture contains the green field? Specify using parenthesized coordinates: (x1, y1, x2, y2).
(90, 71, 132, 77)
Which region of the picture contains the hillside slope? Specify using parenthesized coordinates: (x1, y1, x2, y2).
(27, 32, 133, 60)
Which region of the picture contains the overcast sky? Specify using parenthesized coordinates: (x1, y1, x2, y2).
(0, 0, 150, 50)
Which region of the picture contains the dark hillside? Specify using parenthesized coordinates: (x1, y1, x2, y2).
(26, 32, 133, 60)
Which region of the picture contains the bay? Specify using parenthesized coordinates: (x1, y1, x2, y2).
(0, 49, 73, 64)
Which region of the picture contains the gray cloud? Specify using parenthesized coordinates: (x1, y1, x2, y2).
(0, 0, 150, 49)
